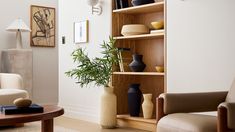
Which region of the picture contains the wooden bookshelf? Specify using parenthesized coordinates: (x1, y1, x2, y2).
(113, 1, 164, 14)
(113, 72, 164, 76)
(112, 1, 166, 131)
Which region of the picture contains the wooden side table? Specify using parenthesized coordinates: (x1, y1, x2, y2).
(1, 49, 33, 98)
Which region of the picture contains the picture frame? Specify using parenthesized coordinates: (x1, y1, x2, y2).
(30, 5, 56, 47)
(74, 20, 89, 44)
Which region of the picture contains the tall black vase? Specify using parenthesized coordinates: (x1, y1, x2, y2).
(131, 0, 154, 6)
(129, 54, 146, 72)
(128, 84, 142, 117)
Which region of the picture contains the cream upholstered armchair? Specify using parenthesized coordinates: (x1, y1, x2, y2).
(156, 80, 235, 132)
(0, 73, 28, 105)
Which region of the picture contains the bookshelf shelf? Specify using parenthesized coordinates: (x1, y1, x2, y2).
(117, 114, 156, 124)
(114, 31, 164, 40)
(113, 1, 164, 14)
(113, 72, 164, 76)
(117, 114, 156, 131)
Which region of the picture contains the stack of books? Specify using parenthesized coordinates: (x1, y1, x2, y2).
(117, 48, 133, 72)
(0, 104, 44, 115)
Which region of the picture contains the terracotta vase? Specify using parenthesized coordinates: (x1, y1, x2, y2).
(100, 86, 117, 129)
(142, 94, 153, 119)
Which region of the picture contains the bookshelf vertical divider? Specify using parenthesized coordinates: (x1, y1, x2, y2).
(112, 1, 166, 131)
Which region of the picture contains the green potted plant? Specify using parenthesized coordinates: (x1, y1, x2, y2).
(66, 37, 118, 128)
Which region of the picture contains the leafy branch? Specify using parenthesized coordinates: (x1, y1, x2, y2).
(65, 37, 118, 87)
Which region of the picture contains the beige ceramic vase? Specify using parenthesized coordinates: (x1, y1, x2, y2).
(100, 86, 117, 129)
(142, 94, 153, 119)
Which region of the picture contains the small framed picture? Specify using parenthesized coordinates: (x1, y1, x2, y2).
(74, 20, 89, 43)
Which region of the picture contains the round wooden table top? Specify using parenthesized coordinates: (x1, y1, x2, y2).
(0, 105, 64, 126)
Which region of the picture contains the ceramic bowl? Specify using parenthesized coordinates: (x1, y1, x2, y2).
(121, 24, 149, 36)
(151, 21, 164, 30)
(155, 66, 164, 72)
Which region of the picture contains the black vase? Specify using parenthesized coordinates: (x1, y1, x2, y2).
(128, 84, 142, 117)
(129, 54, 146, 72)
(131, 0, 154, 6)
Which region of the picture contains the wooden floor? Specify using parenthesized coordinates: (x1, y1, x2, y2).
(0, 116, 148, 132)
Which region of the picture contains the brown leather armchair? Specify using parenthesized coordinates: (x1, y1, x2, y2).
(156, 80, 235, 132)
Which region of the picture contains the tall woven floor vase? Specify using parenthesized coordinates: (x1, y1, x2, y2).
(100, 86, 117, 129)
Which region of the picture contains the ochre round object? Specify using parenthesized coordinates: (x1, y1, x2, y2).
(155, 66, 164, 73)
(121, 24, 149, 36)
(151, 21, 164, 30)
(13, 98, 32, 108)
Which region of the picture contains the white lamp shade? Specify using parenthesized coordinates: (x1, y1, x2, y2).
(87, 0, 99, 6)
(6, 18, 31, 32)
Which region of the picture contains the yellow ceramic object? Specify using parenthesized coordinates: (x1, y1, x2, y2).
(155, 66, 164, 73)
(14, 98, 32, 108)
(151, 21, 164, 30)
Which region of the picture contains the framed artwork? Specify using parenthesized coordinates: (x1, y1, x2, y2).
(74, 20, 89, 43)
(30, 5, 56, 47)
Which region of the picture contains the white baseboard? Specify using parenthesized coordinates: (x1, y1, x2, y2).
(58, 103, 100, 123)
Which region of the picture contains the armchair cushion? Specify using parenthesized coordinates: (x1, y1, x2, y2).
(219, 102, 235, 130)
(159, 91, 227, 114)
(157, 113, 217, 132)
(0, 73, 23, 89)
(0, 89, 28, 105)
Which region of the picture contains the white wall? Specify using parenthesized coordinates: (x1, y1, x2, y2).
(167, 0, 235, 93)
(0, 0, 58, 104)
(58, 0, 112, 122)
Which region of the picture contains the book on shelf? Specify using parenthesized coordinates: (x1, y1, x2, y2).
(0, 104, 44, 115)
(117, 48, 133, 72)
(150, 29, 164, 34)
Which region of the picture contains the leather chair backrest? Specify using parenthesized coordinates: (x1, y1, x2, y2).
(226, 79, 235, 103)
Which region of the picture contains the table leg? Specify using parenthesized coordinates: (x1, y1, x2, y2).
(41, 119, 53, 132)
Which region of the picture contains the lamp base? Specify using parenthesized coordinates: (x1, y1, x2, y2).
(16, 30, 23, 49)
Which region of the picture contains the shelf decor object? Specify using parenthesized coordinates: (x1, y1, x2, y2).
(6, 18, 31, 49)
(117, 48, 132, 72)
(142, 94, 153, 119)
(129, 54, 146, 72)
(128, 84, 142, 117)
(155, 66, 164, 72)
(131, 0, 154, 6)
(30, 5, 55, 47)
(74, 20, 89, 43)
(115, 0, 129, 9)
(112, 0, 165, 131)
(87, 0, 102, 15)
(121, 24, 149, 36)
(151, 20, 164, 30)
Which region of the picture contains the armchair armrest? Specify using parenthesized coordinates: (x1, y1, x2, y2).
(218, 102, 235, 130)
(0, 73, 23, 89)
(159, 91, 227, 115)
